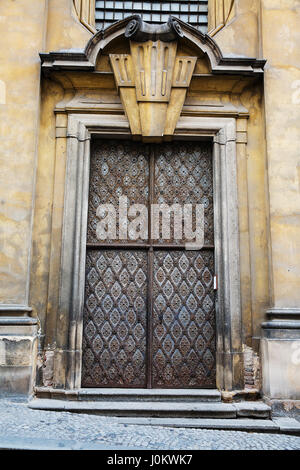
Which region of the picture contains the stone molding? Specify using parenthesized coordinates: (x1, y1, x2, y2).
(0, 317, 37, 326)
(49, 113, 244, 392)
(262, 309, 300, 339)
(267, 308, 300, 318)
(263, 308, 300, 329)
(262, 321, 300, 330)
(40, 15, 265, 76)
(0, 305, 33, 317)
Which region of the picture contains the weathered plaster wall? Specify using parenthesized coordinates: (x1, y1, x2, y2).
(46, 0, 92, 52)
(0, 0, 48, 305)
(1, 1, 299, 399)
(0, 0, 93, 395)
(213, 0, 300, 321)
(29, 79, 65, 347)
(261, 0, 300, 308)
(212, 0, 260, 58)
(212, 1, 271, 348)
(29, 0, 94, 366)
(240, 83, 270, 345)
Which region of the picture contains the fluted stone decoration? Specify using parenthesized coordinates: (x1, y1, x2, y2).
(110, 16, 196, 141)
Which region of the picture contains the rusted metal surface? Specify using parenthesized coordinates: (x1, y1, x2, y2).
(82, 139, 216, 388)
(154, 142, 214, 246)
(82, 250, 148, 387)
(152, 250, 216, 388)
(87, 140, 149, 244)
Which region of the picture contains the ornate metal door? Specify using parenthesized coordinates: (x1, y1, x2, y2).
(82, 140, 216, 388)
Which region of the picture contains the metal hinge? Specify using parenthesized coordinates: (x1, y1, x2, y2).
(214, 275, 218, 290)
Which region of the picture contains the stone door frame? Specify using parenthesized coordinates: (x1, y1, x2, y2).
(54, 112, 243, 392)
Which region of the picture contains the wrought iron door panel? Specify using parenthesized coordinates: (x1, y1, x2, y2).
(152, 250, 216, 388)
(82, 250, 148, 387)
(82, 139, 216, 389)
(87, 140, 149, 244)
(154, 142, 214, 245)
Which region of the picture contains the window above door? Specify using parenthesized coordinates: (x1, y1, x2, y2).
(73, 1, 236, 37)
(95, 1, 208, 33)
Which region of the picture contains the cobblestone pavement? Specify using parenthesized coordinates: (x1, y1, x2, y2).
(0, 399, 300, 450)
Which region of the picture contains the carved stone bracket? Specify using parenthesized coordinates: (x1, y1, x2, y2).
(109, 18, 196, 141)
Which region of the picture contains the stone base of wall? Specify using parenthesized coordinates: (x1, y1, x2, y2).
(261, 313, 300, 401)
(0, 317, 38, 396)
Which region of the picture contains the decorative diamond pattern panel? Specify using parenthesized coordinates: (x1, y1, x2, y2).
(154, 142, 214, 245)
(82, 250, 148, 387)
(87, 140, 149, 244)
(83, 140, 216, 389)
(152, 250, 216, 388)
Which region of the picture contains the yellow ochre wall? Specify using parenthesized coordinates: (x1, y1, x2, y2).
(261, 0, 300, 308)
(0, 0, 299, 399)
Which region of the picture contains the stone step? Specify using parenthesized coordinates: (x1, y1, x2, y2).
(35, 387, 222, 402)
(113, 417, 300, 435)
(29, 399, 271, 419)
(77, 388, 222, 403)
(116, 417, 281, 433)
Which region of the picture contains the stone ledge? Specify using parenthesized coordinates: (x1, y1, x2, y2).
(267, 308, 300, 317)
(262, 320, 300, 329)
(0, 305, 33, 316)
(34, 387, 222, 402)
(261, 323, 300, 340)
(115, 417, 281, 433)
(0, 317, 37, 326)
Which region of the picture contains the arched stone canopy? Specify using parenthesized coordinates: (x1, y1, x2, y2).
(41, 15, 265, 75)
(40, 15, 265, 141)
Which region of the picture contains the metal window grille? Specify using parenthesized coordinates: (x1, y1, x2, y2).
(95, 1, 208, 33)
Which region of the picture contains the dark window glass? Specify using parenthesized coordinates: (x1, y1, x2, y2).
(95, 1, 208, 33)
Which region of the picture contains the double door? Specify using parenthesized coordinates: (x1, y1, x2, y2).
(82, 140, 216, 388)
